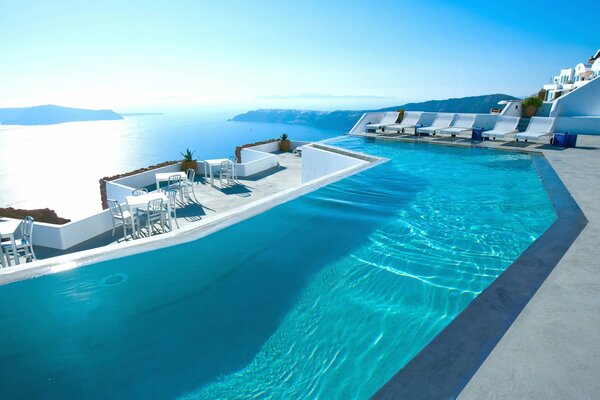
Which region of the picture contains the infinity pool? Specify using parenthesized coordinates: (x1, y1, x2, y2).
(0, 137, 556, 399)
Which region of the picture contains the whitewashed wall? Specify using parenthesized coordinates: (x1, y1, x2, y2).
(302, 145, 368, 183)
(31, 210, 114, 250)
(245, 141, 281, 153)
(237, 149, 279, 177)
(105, 181, 135, 205)
(500, 101, 522, 117)
(114, 162, 184, 189)
(550, 76, 600, 118)
(553, 117, 600, 135)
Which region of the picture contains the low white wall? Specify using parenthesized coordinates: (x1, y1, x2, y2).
(237, 148, 279, 177)
(302, 145, 368, 183)
(106, 181, 135, 205)
(500, 101, 522, 117)
(550, 76, 600, 117)
(32, 209, 114, 250)
(246, 141, 280, 153)
(553, 117, 600, 135)
(291, 140, 311, 150)
(114, 162, 184, 189)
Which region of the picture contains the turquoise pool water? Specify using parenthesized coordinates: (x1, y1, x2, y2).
(0, 137, 556, 399)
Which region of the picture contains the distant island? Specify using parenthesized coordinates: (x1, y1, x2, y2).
(0, 105, 123, 125)
(232, 94, 519, 131)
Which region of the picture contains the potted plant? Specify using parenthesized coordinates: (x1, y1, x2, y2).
(279, 133, 291, 152)
(180, 148, 197, 171)
(522, 96, 543, 117)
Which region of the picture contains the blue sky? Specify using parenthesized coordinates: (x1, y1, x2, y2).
(0, 0, 597, 110)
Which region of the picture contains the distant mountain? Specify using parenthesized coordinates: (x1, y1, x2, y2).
(232, 94, 519, 132)
(0, 105, 123, 125)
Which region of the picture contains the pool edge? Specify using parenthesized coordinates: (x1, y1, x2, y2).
(372, 153, 587, 400)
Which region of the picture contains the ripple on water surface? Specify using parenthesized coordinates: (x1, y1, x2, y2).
(180, 137, 555, 399)
(0, 136, 557, 400)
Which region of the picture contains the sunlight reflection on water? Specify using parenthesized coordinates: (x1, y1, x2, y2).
(0, 112, 340, 219)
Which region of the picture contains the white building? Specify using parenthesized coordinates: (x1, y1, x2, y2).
(543, 49, 599, 101)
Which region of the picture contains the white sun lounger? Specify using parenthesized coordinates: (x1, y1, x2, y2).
(439, 114, 476, 137)
(383, 112, 423, 134)
(416, 113, 456, 136)
(482, 116, 520, 140)
(363, 112, 399, 132)
(514, 117, 556, 143)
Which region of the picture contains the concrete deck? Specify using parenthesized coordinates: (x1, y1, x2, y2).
(34, 152, 302, 259)
(458, 135, 600, 399)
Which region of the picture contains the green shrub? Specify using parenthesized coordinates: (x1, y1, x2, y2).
(522, 96, 543, 108)
(180, 148, 195, 161)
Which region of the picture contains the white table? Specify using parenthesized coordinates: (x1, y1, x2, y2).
(204, 158, 230, 186)
(125, 192, 171, 238)
(0, 218, 22, 266)
(155, 171, 187, 192)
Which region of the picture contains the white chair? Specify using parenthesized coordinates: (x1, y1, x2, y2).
(382, 112, 424, 134)
(514, 117, 556, 143)
(363, 112, 399, 132)
(107, 199, 135, 240)
(168, 174, 184, 203)
(416, 113, 456, 136)
(219, 160, 232, 187)
(163, 188, 180, 229)
(181, 168, 195, 202)
(439, 114, 477, 137)
(131, 188, 148, 196)
(482, 116, 520, 140)
(137, 198, 166, 237)
(1, 216, 37, 265)
(0, 236, 6, 268)
(228, 156, 238, 180)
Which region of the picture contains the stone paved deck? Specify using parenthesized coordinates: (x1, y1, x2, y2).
(458, 135, 600, 399)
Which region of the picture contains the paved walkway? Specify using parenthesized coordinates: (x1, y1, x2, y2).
(459, 135, 600, 399)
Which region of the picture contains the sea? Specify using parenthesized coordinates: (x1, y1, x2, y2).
(0, 109, 345, 220)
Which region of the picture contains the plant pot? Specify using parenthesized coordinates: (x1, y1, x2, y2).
(182, 160, 197, 172)
(524, 105, 537, 117)
(279, 140, 291, 152)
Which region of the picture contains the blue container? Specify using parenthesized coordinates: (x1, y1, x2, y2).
(553, 133, 578, 148)
(471, 128, 484, 141)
